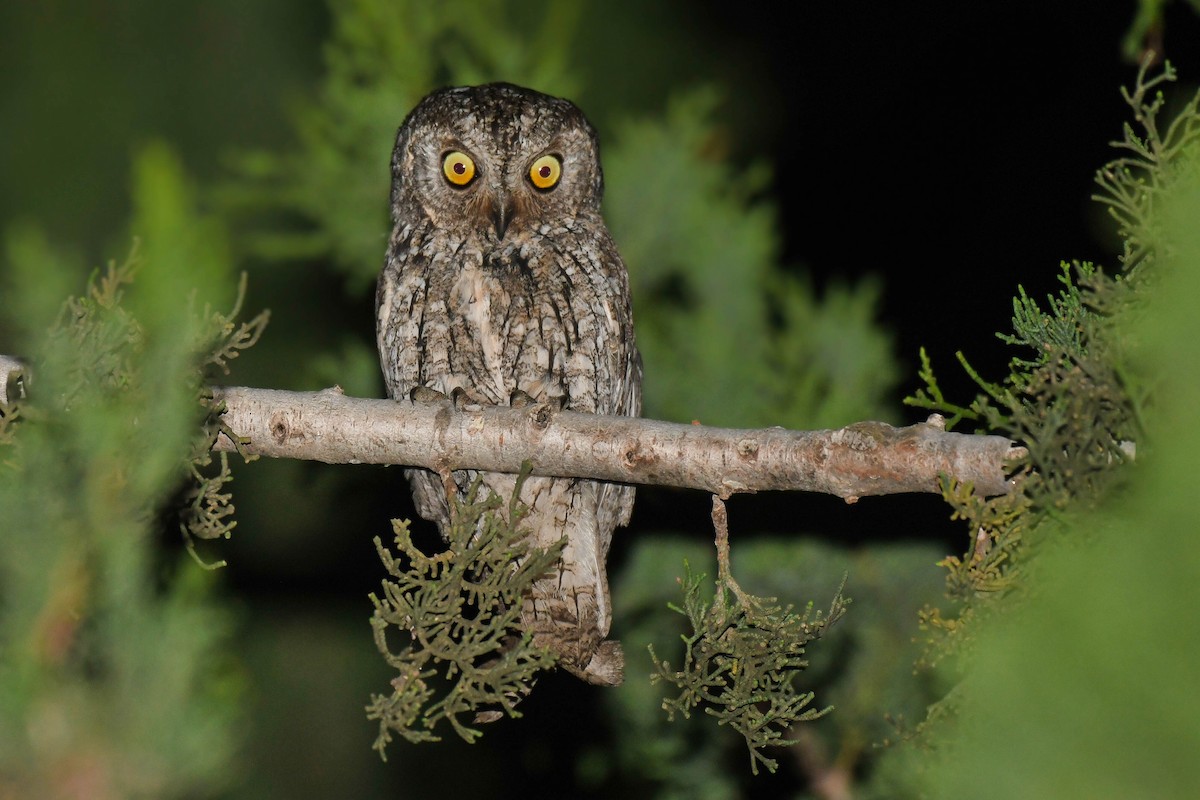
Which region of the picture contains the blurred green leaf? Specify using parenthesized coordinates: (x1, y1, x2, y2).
(0, 146, 246, 798)
(897, 74, 1200, 800)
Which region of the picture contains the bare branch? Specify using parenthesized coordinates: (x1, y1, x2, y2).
(211, 386, 1021, 499)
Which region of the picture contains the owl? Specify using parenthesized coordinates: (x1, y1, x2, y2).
(376, 83, 641, 686)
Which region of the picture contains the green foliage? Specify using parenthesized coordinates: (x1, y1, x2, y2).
(913, 475, 1032, 675)
(0, 146, 258, 797)
(1000, 262, 1091, 367)
(608, 538, 944, 796)
(604, 91, 898, 428)
(181, 273, 270, 568)
(1121, 0, 1200, 62)
(215, 0, 901, 773)
(366, 467, 563, 752)
(12, 2, 1198, 796)
(222, 0, 581, 292)
(893, 62, 1200, 779)
(907, 261, 1140, 499)
(649, 559, 848, 775)
(916, 119, 1200, 799)
(223, 0, 898, 430)
(1093, 61, 1200, 275)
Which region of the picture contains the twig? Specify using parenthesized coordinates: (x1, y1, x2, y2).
(711, 495, 751, 609)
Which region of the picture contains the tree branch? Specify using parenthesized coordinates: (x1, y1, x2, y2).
(210, 386, 1021, 499)
(0, 356, 25, 404)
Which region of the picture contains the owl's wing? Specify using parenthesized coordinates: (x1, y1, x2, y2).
(622, 345, 644, 418)
(378, 254, 459, 532)
(605, 345, 642, 531)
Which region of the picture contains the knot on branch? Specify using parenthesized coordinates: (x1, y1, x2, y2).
(621, 439, 656, 470)
(736, 438, 760, 460)
(268, 412, 291, 445)
(527, 402, 556, 431)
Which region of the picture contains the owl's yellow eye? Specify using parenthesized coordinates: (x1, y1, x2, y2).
(442, 151, 476, 186)
(529, 154, 562, 190)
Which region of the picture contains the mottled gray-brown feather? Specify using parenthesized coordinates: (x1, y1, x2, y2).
(376, 83, 641, 684)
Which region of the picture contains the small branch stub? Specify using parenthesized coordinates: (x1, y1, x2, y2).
(0, 356, 27, 404)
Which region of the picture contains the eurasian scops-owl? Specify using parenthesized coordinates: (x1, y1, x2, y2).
(375, 83, 641, 685)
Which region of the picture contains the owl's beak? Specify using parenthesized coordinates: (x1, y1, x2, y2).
(488, 193, 517, 240)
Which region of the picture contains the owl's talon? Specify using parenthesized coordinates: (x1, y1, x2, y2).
(450, 386, 487, 410)
(509, 388, 537, 408)
(409, 386, 447, 404)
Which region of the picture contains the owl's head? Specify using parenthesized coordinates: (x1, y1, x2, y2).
(389, 83, 604, 241)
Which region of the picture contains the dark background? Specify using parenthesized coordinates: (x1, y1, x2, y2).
(3, 2, 1197, 797)
(6, 2, 1193, 397)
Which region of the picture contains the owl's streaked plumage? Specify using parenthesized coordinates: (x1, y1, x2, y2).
(376, 83, 641, 685)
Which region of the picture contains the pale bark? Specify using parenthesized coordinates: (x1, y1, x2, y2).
(0, 356, 25, 404)
(210, 385, 1021, 499)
